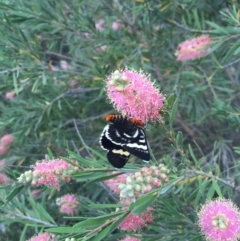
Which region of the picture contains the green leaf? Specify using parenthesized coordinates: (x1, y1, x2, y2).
(27, 190, 56, 224)
(67, 149, 103, 168)
(89, 203, 122, 209)
(194, 178, 209, 207)
(160, 177, 184, 195)
(176, 131, 183, 150)
(46, 227, 81, 234)
(85, 172, 124, 187)
(188, 144, 198, 164)
(212, 179, 222, 197)
(91, 212, 129, 241)
(130, 192, 157, 215)
(206, 181, 216, 199)
(5, 185, 24, 204)
(206, 21, 230, 35)
(169, 98, 178, 126)
(193, 9, 201, 29)
(73, 212, 124, 229)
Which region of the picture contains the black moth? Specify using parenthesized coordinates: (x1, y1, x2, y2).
(99, 114, 150, 168)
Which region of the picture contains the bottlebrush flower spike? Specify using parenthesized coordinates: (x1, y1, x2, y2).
(1, 134, 14, 146)
(176, 35, 212, 61)
(198, 198, 240, 241)
(56, 194, 79, 215)
(104, 171, 129, 195)
(119, 198, 154, 231)
(17, 159, 78, 190)
(27, 232, 56, 241)
(106, 69, 165, 124)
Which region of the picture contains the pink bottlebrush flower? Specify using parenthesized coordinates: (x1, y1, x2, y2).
(0, 173, 9, 185)
(5, 91, 15, 100)
(1, 134, 14, 146)
(17, 159, 78, 190)
(119, 237, 141, 241)
(198, 198, 240, 241)
(56, 194, 79, 215)
(176, 35, 212, 61)
(95, 19, 105, 31)
(106, 69, 165, 124)
(104, 172, 129, 195)
(27, 232, 56, 241)
(112, 21, 124, 30)
(0, 145, 8, 155)
(119, 199, 154, 231)
(32, 159, 78, 190)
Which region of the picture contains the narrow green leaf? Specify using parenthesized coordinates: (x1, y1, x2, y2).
(130, 192, 157, 215)
(73, 212, 124, 229)
(212, 179, 222, 197)
(193, 9, 201, 29)
(5, 185, 24, 204)
(46, 227, 81, 234)
(13, 72, 18, 94)
(85, 172, 124, 187)
(160, 177, 183, 195)
(47, 148, 54, 159)
(67, 149, 103, 168)
(169, 98, 178, 126)
(176, 131, 183, 150)
(206, 182, 216, 199)
(188, 144, 198, 164)
(91, 212, 129, 241)
(42, 73, 47, 85)
(206, 21, 229, 35)
(27, 190, 56, 224)
(194, 179, 209, 207)
(89, 203, 122, 209)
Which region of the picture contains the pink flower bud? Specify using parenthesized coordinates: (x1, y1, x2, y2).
(1, 134, 14, 146)
(5, 91, 15, 100)
(112, 21, 123, 30)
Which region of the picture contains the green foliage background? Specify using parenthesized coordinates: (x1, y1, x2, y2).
(0, 0, 240, 240)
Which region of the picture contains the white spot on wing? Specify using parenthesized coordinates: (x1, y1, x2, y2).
(112, 149, 130, 156)
(126, 143, 148, 150)
(132, 129, 139, 138)
(123, 133, 132, 138)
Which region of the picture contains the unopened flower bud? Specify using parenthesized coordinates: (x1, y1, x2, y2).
(145, 176, 152, 183)
(127, 191, 135, 198)
(134, 184, 141, 192)
(134, 172, 141, 177)
(126, 176, 133, 184)
(118, 183, 126, 190)
(126, 184, 133, 191)
(136, 176, 143, 183)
